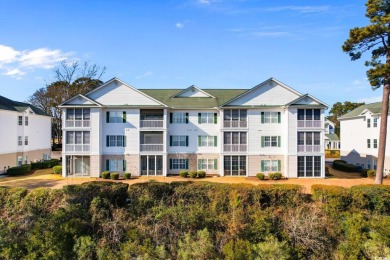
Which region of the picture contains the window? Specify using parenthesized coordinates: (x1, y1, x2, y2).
(106, 159, 126, 171)
(261, 160, 281, 172)
(198, 135, 217, 147)
(373, 118, 378, 127)
(198, 113, 217, 124)
(198, 159, 217, 170)
(18, 116, 23, 126)
(170, 158, 188, 169)
(106, 135, 126, 147)
(297, 109, 320, 120)
(18, 136, 22, 146)
(297, 156, 321, 177)
(66, 131, 90, 144)
(24, 136, 28, 146)
(224, 110, 247, 122)
(106, 111, 126, 123)
(261, 136, 281, 147)
(24, 156, 28, 165)
(367, 139, 371, 148)
(67, 108, 90, 120)
(171, 112, 188, 124)
(170, 135, 188, 146)
(224, 132, 246, 145)
(374, 139, 378, 148)
(367, 118, 371, 128)
(224, 156, 246, 176)
(261, 112, 280, 124)
(25, 116, 28, 126)
(17, 156, 23, 166)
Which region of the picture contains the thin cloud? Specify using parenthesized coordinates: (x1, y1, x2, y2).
(0, 44, 73, 79)
(263, 5, 330, 14)
(176, 22, 185, 29)
(136, 71, 153, 79)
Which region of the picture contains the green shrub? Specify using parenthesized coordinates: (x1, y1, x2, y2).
(123, 173, 131, 179)
(31, 159, 60, 170)
(53, 165, 62, 174)
(110, 172, 119, 180)
(361, 169, 368, 177)
(7, 164, 31, 175)
(332, 160, 358, 172)
(179, 170, 188, 178)
(197, 171, 206, 178)
(350, 185, 390, 214)
(101, 171, 110, 179)
(312, 184, 351, 212)
(268, 172, 282, 180)
(367, 170, 376, 177)
(256, 173, 265, 180)
(189, 171, 198, 178)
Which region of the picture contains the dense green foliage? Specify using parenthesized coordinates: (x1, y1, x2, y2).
(332, 160, 358, 172)
(179, 170, 188, 178)
(53, 165, 62, 174)
(0, 182, 389, 259)
(31, 159, 60, 170)
(101, 171, 110, 179)
(110, 172, 119, 180)
(256, 173, 265, 180)
(268, 172, 282, 180)
(328, 101, 365, 136)
(123, 173, 131, 179)
(7, 164, 31, 176)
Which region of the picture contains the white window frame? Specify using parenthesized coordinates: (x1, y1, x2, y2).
(107, 135, 125, 147)
(198, 159, 215, 170)
(199, 135, 215, 147)
(18, 136, 22, 146)
(108, 159, 125, 172)
(200, 113, 214, 124)
(373, 118, 378, 127)
(263, 160, 279, 172)
(24, 136, 28, 146)
(264, 112, 279, 124)
(17, 156, 23, 166)
(263, 136, 280, 147)
(108, 111, 124, 123)
(171, 135, 187, 146)
(25, 116, 28, 126)
(18, 116, 23, 126)
(172, 112, 186, 124)
(171, 158, 187, 169)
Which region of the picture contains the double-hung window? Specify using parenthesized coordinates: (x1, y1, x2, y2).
(24, 136, 28, 146)
(170, 158, 188, 169)
(261, 136, 281, 147)
(106, 159, 126, 171)
(261, 112, 281, 124)
(25, 116, 28, 126)
(367, 139, 371, 148)
(106, 111, 126, 123)
(198, 135, 217, 147)
(198, 159, 217, 170)
(106, 135, 126, 147)
(170, 135, 188, 146)
(198, 113, 217, 124)
(18, 116, 23, 126)
(373, 118, 378, 127)
(261, 160, 281, 172)
(18, 136, 22, 146)
(367, 118, 371, 128)
(374, 139, 378, 148)
(170, 112, 188, 124)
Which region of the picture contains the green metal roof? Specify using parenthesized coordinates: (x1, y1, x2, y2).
(325, 133, 340, 141)
(339, 102, 382, 120)
(0, 95, 50, 116)
(139, 89, 248, 109)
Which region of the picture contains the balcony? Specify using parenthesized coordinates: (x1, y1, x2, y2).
(65, 120, 90, 128)
(140, 144, 164, 152)
(297, 120, 321, 128)
(65, 144, 90, 153)
(223, 144, 247, 152)
(223, 120, 247, 128)
(140, 120, 163, 128)
(298, 145, 321, 153)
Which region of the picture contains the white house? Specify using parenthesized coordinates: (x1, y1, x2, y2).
(339, 102, 390, 173)
(324, 119, 340, 149)
(59, 77, 328, 178)
(0, 95, 52, 174)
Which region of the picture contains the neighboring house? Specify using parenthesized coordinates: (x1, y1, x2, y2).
(339, 102, 386, 172)
(0, 96, 52, 174)
(324, 119, 340, 149)
(59, 77, 328, 178)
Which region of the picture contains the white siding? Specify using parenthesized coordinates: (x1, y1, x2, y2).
(0, 110, 18, 154)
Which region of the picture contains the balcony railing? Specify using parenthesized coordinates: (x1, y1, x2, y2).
(223, 144, 247, 152)
(140, 120, 163, 128)
(297, 120, 321, 128)
(140, 144, 164, 152)
(297, 145, 321, 153)
(65, 120, 90, 128)
(65, 144, 90, 152)
(223, 120, 247, 128)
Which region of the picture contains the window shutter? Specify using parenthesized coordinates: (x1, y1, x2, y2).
(186, 136, 189, 147)
(170, 113, 173, 123)
(185, 159, 189, 169)
(198, 113, 201, 124)
(106, 136, 109, 147)
(198, 160, 201, 170)
(123, 111, 126, 123)
(261, 112, 264, 124)
(170, 136, 173, 146)
(261, 136, 265, 147)
(278, 160, 281, 172)
(214, 159, 218, 170)
(185, 113, 189, 124)
(123, 136, 126, 147)
(278, 112, 281, 123)
(278, 136, 281, 147)
(123, 160, 126, 171)
(169, 159, 173, 169)
(106, 111, 110, 123)
(198, 136, 201, 147)
(261, 160, 265, 172)
(106, 160, 109, 171)
(214, 113, 217, 124)
(214, 136, 217, 147)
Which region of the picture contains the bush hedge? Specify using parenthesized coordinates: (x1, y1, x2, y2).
(101, 171, 110, 179)
(367, 170, 376, 177)
(350, 185, 390, 214)
(268, 172, 282, 180)
(7, 164, 31, 176)
(197, 171, 206, 178)
(31, 159, 60, 170)
(311, 184, 351, 212)
(256, 173, 265, 180)
(179, 170, 188, 178)
(360, 169, 368, 178)
(332, 160, 358, 172)
(110, 172, 119, 180)
(189, 171, 198, 178)
(123, 173, 131, 179)
(53, 165, 62, 174)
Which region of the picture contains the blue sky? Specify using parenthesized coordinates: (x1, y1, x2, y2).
(0, 0, 379, 110)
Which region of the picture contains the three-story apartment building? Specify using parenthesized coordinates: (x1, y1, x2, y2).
(0, 95, 51, 174)
(59, 77, 327, 178)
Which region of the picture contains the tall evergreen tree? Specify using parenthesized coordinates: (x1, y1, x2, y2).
(342, 0, 390, 184)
